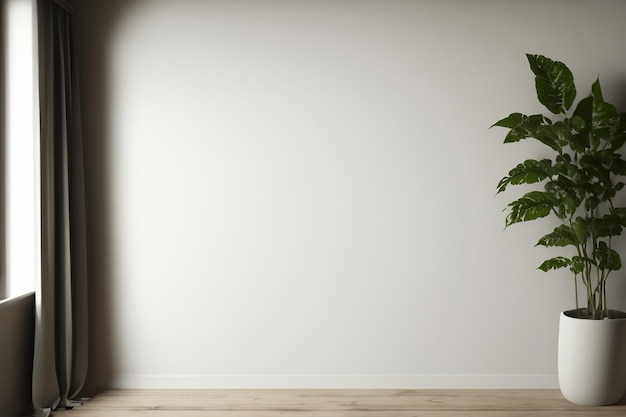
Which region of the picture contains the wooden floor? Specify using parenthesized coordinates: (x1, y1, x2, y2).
(52, 389, 626, 416)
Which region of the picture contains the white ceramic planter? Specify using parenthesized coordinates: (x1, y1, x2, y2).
(558, 310, 626, 406)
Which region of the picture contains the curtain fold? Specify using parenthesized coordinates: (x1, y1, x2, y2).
(32, 0, 88, 414)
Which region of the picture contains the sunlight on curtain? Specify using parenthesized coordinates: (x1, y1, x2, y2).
(3, 0, 39, 299)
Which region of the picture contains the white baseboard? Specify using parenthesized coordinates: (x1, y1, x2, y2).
(106, 374, 559, 390)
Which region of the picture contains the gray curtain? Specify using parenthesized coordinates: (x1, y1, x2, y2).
(32, 0, 88, 414)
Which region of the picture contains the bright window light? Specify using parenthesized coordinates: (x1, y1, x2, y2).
(3, 0, 38, 298)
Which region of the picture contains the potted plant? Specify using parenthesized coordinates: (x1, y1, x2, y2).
(493, 54, 626, 406)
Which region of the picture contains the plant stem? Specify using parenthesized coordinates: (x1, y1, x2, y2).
(574, 274, 579, 310)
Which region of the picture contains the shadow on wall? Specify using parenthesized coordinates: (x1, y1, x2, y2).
(73, 0, 133, 395)
(599, 80, 626, 311)
(609, 82, 626, 310)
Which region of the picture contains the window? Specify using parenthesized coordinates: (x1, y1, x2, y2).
(2, 0, 38, 298)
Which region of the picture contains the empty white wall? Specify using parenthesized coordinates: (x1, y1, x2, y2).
(73, 0, 626, 390)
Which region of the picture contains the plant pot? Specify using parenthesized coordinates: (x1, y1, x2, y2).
(558, 309, 626, 406)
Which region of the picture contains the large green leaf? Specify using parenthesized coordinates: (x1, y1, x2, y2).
(595, 241, 622, 271)
(611, 207, 626, 226)
(593, 214, 624, 238)
(579, 154, 610, 170)
(571, 97, 593, 150)
(544, 178, 581, 217)
(493, 113, 560, 151)
(607, 250, 621, 271)
(505, 191, 556, 226)
(524, 121, 561, 151)
(552, 120, 572, 147)
(571, 256, 594, 274)
(492, 113, 533, 144)
(610, 156, 626, 175)
(609, 113, 626, 151)
(591, 79, 618, 147)
(551, 161, 577, 177)
(526, 54, 576, 114)
(497, 159, 551, 193)
(538, 256, 571, 272)
(536, 224, 577, 247)
(491, 113, 526, 129)
(572, 217, 588, 242)
(578, 154, 613, 197)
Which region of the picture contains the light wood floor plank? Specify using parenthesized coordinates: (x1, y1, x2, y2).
(52, 389, 626, 417)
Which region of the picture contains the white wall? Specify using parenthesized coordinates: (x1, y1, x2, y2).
(73, 0, 626, 390)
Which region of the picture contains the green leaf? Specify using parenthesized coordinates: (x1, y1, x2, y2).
(610, 156, 626, 175)
(505, 191, 556, 226)
(571, 115, 586, 133)
(524, 122, 561, 151)
(492, 113, 531, 144)
(544, 177, 581, 217)
(593, 214, 623, 238)
(571, 256, 594, 274)
(571, 97, 593, 150)
(608, 251, 621, 271)
(536, 224, 577, 247)
(526, 54, 576, 114)
(611, 207, 626, 226)
(538, 257, 571, 272)
(493, 113, 560, 150)
(578, 154, 612, 192)
(491, 113, 526, 129)
(579, 154, 608, 170)
(595, 241, 622, 271)
(557, 194, 579, 218)
(591, 79, 618, 147)
(497, 159, 551, 193)
(551, 161, 577, 177)
(572, 217, 588, 242)
(552, 120, 572, 146)
(609, 113, 626, 151)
